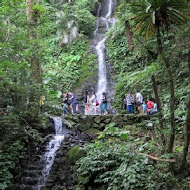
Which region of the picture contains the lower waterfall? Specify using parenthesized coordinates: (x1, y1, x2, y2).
(17, 117, 65, 190)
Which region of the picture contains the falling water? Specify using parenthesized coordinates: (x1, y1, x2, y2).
(35, 117, 64, 190)
(18, 117, 64, 190)
(95, 0, 115, 103)
(106, 0, 113, 17)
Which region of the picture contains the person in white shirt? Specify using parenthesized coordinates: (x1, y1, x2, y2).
(136, 90, 143, 114)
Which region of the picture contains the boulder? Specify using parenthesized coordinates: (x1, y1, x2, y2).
(99, 123, 106, 130)
(92, 123, 99, 129)
(85, 128, 101, 139)
(103, 118, 111, 124)
(111, 115, 124, 128)
(94, 115, 104, 124)
(67, 145, 85, 164)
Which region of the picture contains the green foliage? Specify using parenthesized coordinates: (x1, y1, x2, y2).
(75, 0, 99, 12)
(129, 0, 189, 38)
(0, 113, 44, 189)
(98, 122, 130, 141)
(76, 9, 96, 35)
(42, 35, 97, 104)
(0, 140, 25, 190)
(77, 142, 157, 190)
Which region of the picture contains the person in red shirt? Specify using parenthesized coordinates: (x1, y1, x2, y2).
(147, 98, 154, 114)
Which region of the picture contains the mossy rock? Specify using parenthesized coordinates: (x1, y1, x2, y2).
(111, 115, 124, 128)
(79, 123, 91, 131)
(103, 118, 111, 124)
(67, 145, 85, 164)
(92, 123, 99, 129)
(85, 128, 101, 139)
(94, 115, 105, 124)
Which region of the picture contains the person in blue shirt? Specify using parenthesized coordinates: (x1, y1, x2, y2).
(68, 92, 78, 114)
(142, 101, 147, 115)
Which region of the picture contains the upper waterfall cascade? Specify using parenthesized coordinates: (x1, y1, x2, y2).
(94, 0, 116, 103)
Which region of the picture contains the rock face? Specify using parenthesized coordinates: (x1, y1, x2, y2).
(64, 114, 153, 131)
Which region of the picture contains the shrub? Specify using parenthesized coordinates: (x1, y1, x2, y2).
(77, 142, 157, 190)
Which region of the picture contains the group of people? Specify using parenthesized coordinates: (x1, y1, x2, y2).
(84, 91, 108, 115)
(62, 90, 158, 116)
(62, 91, 108, 116)
(62, 92, 78, 115)
(124, 91, 158, 115)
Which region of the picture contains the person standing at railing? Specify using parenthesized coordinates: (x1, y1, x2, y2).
(125, 92, 134, 114)
(136, 90, 143, 114)
(84, 90, 90, 115)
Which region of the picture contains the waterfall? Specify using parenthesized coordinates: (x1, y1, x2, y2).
(35, 117, 64, 190)
(94, 0, 115, 105)
(18, 117, 65, 190)
(106, 0, 113, 18)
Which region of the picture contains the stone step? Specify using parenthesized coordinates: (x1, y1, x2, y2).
(23, 169, 43, 178)
(16, 184, 43, 190)
(21, 176, 45, 186)
(27, 164, 45, 170)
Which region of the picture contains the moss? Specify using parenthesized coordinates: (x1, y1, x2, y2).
(73, 54, 97, 90)
(85, 128, 101, 139)
(67, 145, 85, 164)
(136, 123, 144, 128)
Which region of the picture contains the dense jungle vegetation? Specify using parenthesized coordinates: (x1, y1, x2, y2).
(0, 0, 190, 189)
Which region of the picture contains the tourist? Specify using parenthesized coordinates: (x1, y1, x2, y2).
(40, 96, 46, 113)
(136, 90, 143, 114)
(62, 92, 69, 116)
(147, 98, 154, 114)
(142, 101, 147, 115)
(84, 90, 90, 115)
(90, 91, 97, 115)
(112, 107, 118, 115)
(101, 92, 108, 115)
(68, 92, 78, 114)
(150, 100, 158, 115)
(125, 92, 134, 114)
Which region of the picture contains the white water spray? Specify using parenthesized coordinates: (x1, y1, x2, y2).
(106, 0, 113, 18)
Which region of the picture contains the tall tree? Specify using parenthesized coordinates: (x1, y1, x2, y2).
(129, 0, 189, 155)
(179, 50, 190, 171)
(26, 0, 42, 84)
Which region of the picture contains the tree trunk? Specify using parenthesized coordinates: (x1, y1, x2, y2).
(26, 0, 42, 115)
(151, 75, 165, 146)
(156, 27, 176, 154)
(166, 63, 175, 154)
(179, 49, 190, 172)
(26, 0, 42, 84)
(125, 20, 132, 50)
